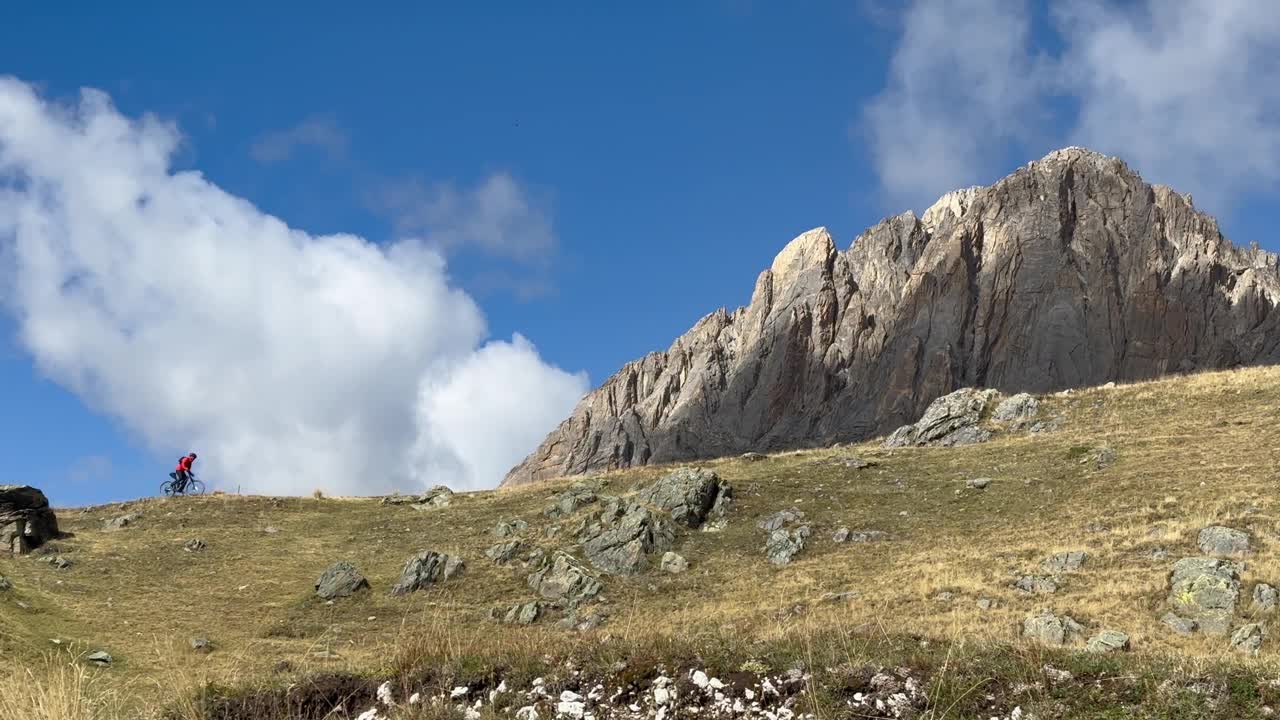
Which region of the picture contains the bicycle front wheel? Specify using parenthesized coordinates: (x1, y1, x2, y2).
(161, 480, 175, 496)
(186, 479, 206, 496)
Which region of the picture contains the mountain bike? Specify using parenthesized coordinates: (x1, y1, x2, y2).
(162, 472, 205, 497)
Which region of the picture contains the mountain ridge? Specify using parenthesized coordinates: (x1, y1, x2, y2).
(503, 146, 1280, 487)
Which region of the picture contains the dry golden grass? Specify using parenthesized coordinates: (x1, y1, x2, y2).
(5, 365, 1280, 716)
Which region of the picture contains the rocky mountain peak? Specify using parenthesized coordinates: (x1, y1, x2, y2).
(503, 147, 1280, 487)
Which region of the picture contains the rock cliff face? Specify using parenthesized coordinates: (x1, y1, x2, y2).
(504, 147, 1280, 486)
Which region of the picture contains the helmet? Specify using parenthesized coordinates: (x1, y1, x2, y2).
(189, 452, 198, 458)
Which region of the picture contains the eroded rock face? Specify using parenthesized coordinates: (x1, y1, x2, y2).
(504, 147, 1280, 486)
(0, 485, 59, 555)
(1167, 557, 1242, 635)
(636, 467, 730, 529)
(315, 561, 369, 599)
(527, 552, 602, 606)
(390, 551, 464, 595)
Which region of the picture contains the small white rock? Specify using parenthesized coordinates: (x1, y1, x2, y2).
(355, 708, 379, 720)
(451, 686, 469, 698)
(516, 706, 539, 720)
(376, 681, 395, 706)
(409, 693, 421, 705)
(692, 670, 710, 689)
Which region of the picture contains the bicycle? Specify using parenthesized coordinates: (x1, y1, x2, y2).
(162, 472, 205, 497)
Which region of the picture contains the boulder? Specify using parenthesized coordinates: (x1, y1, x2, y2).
(390, 551, 464, 595)
(846, 530, 888, 543)
(740, 452, 767, 462)
(527, 552, 602, 607)
(0, 575, 11, 591)
(1232, 623, 1265, 654)
(1161, 612, 1197, 635)
(637, 467, 731, 529)
(183, 538, 207, 553)
(1254, 583, 1278, 613)
(1041, 551, 1088, 574)
(545, 483, 600, 519)
(1197, 526, 1250, 557)
(992, 393, 1039, 425)
(765, 526, 811, 566)
(1167, 557, 1241, 635)
(104, 513, 141, 531)
(0, 485, 60, 555)
(758, 508, 806, 533)
(1014, 575, 1059, 594)
(580, 500, 674, 574)
(485, 541, 524, 565)
(382, 485, 453, 510)
(1086, 630, 1130, 653)
(832, 527, 851, 543)
(1022, 611, 1084, 646)
(883, 388, 998, 448)
(503, 601, 544, 625)
(86, 651, 112, 666)
(1080, 446, 1117, 470)
(966, 478, 992, 490)
(660, 552, 688, 574)
(315, 561, 370, 599)
(494, 519, 529, 537)
(190, 637, 212, 653)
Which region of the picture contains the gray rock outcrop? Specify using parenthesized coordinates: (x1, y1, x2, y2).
(1166, 557, 1242, 635)
(993, 393, 1039, 426)
(884, 388, 998, 448)
(1254, 583, 1278, 613)
(580, 499, 675, 574)
(636, 467, 732, 529)
(1023, 611, 1085, 646)
(661, 552, 688, 573)
(1232, 623, 1265, 654)
(390, 551, 464, 595)
(504, 147, 1280, 486)
(382, 485, 454, 510)
(1197, 526, 1250, 557)
(1086, 630, 1130, 653)
(315, 561, 369, 599)
(1041, 551, 1088, 574)
(486, 540, 524, 564)
(0, 485, 59, 555)
(527, 552, 602, 606)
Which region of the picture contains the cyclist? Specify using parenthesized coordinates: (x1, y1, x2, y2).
(172, 453, 198, 492)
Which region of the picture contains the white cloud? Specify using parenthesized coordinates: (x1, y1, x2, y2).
(371, 173, 557, 264)
(250, 114, 348, 164)
(864, 0, 1280, 213)
(0, 77, 588, 496)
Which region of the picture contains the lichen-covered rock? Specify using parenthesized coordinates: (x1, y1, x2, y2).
(382, 485, 453, 509)
(494, 519, 528, 537)
(1015, 575, 1059, 594)
(1161, 612, 1197, 635)
(1253, 583, 1278, 613)
(758, 508, 805, 533)
(390, 551, 464, 595)
(1023, 611, 1085, 646)
(1041, 551, 1088, 573)
(1197, 526, 1250, 557)
(1086, 630, 1130, 653)
(1232, 623, 1265, 654)
(636, 467, 730, 529)
(660, 552, 688, 573)
(486, 541, 524, 565)
(765, 526, 811, 566)
(580, 500, 675, 574)
(527, 552, 602, 606)
(503, 601, 543, 625)
(545, 483, 600, 519)
(993, 393, 1040, 425)
(883, 388, 998, 448)
(1168, 557, 1242, 635)
(315, 561, 370, 599)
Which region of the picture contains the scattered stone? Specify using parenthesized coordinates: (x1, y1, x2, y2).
(1079, 445, 1117, 470)
(1197, 526, 1250, 557)
(1086, 630, 1130, 653)
(819, 591, 857, 603)
(740, 452, 768, 462)
(993, 393, 1040, 425)
(40, 555, 72, 570)
(527, 552, 602, 607)
(1232, 623, 1265, 654)
(1161, 612, 1198, 635)
(883, 388, 998, 448)
(660, 552, 688, 574)
(846, 530, 887, 543)
(933, 591, 955, 602)
(966, 477, 992, 490)
(390, 551, 464, 595)
(1168, 557, 1242, 635)
(0, 576, 10, 591)
(1042, 665, 1074, 683)
(1015, 575, 1059, 594)
(758, 508, 805, 532)
(765, 525, 811, 566)
(382, 485, 454, 509)
(1255, 584, 1279, 613)
(485, 540, 524, 565)
(494, 519, 529, 537)
(0, 485, 60, 555)
(580, 499, 674, 574)
(834, 456, 876, 469)
(503, 601, 543, 625)
(315, 561, 370, 599)
(86, 651, 112, 666)
(189, 637, 211, 653)
(832, 527, 851, 543)
(183, 538, 207, 553)
(262, 526, 280, 534)
(1041, 551, 1088, 573)
(103, 513, 142, 531)
(1029, 418, 1064, 434)
(976, 598, 996, 611)
(1022, 610, 1085, 646)
(545, 483, 600, 518)
(637, 467, 733, 529)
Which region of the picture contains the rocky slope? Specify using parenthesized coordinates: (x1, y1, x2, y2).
(504, 147, 1280, 486)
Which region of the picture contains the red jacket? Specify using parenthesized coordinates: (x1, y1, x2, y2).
(176, 456, 195, 472)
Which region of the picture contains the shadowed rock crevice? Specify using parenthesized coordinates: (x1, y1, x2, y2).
(504, 147, 1280, 486)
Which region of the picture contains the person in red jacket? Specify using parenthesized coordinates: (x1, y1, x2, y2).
(173, 452, 197, 491)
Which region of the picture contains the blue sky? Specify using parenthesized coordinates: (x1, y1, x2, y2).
(1, 2, 1277, 506)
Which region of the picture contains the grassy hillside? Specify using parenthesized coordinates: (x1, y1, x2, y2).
(5, 366, 1280, 719)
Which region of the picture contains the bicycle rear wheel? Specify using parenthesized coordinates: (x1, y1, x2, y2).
(161, 480, 175, 496)
(186, 479, 206, 496)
